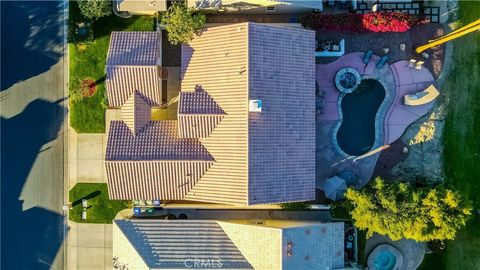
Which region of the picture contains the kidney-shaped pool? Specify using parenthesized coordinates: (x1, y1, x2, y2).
(336, 79, 386, 156)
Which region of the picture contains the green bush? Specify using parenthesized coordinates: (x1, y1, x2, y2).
(77, 0, 112, 20)
(161, 3, 206, 45)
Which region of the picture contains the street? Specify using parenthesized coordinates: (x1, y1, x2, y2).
(1, 1, 68, 269)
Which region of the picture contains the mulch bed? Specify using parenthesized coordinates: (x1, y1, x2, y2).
(372, 140, 408, 180)
(315, 23, 446, 77)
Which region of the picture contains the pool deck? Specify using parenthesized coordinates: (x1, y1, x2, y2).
(316, 52, 437, 190)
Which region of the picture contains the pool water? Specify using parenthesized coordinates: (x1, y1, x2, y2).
(337, 79, 386, 156)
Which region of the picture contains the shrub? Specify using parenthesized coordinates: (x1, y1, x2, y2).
(77, 0, 112, 20)
(280, 202, 311, 211)
(301, 12, 428, 33)
(161, 3, 206, 45)
(345, 177, 472, 242)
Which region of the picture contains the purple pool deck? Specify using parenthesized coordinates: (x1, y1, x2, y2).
(316, 53, 438, 191)
(316, 54, 437, 144)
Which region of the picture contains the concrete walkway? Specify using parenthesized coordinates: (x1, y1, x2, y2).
(68, 222, 112, 270)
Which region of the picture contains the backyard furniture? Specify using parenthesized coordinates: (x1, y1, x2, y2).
(82, 199, 87, 208)
(400, 43, 406, 51)
(82, 210, 87, 220)
(376, 55, 389, 69)
(316, 39, 345, 57)
(408, 59, 417, 68)
(324, 176, 347, 201)
(415, 61, 425, 70)
(363, 50, 373, 64)
(403, 84, 440, 106)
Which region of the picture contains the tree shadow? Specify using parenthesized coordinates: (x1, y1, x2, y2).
(71, 190, 102, 207)
(1, 1, 64, 91)
(1, 98, 67, 270)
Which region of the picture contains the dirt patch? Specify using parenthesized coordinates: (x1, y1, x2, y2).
(80, 78, 96, 97)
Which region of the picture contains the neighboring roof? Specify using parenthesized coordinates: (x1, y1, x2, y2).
(114, 220, 344, 270)
(107, 31, 160, 66)
(116, 0, 167, 12)
(121, 91, 151, 135)
(106, 121, 213, 161)
(217, 221, 345, 270)
(114, 220, 253, 269)
(180, 23, 316, 205)
(178, 89, 225, 138)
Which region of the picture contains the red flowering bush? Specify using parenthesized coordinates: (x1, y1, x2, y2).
(80, 78, 97, 97)
(301, 12, 428, 33)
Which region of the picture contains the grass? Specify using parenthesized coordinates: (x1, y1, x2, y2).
(69, 183, 131, 223)
(418, 2, 480, 269)
(69, 2, 155, 133)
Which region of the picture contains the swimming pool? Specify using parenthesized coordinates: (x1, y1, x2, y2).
(336, 79, 386, 156)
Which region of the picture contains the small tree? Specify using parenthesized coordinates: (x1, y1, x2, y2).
(161, 3, 206, 45)
(345, 177, 471, 242)
(78, 0, 112, 20)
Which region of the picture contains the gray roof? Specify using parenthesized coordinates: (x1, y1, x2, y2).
(106, 120, 213, 161)
(247, 23, 316, 204)
(115, 220, 253, 269)
(107, 31, 160, 66)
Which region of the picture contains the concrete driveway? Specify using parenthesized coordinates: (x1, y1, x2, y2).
(1, 1, 68, 269)
(68, 222, 112, 270)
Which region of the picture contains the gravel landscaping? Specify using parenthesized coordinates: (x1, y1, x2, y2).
(315, 23, 446, 77)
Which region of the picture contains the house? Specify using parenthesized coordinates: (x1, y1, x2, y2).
(189, 0, 323, 13)
(105, 23, 316, 205)
(115, 0, 167, 15)
(113, 219, 345, 270)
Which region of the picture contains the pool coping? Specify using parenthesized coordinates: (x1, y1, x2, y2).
(332, 64, 396, 158)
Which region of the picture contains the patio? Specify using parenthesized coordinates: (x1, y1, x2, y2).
(316, 52, 438, 192)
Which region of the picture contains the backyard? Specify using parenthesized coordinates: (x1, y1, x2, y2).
(418, 1, 480, 269)
(69, 2, 155, 133)
(69, 183, 131, 223)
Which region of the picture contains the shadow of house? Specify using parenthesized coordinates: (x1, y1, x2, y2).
(1, 1, 64, 91)
(1, 99, 66, 270)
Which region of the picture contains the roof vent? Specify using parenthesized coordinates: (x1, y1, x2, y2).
(249, 100, 262, 112)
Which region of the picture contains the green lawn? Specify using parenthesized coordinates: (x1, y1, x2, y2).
(418, 2, 480, 269)
(69, 2, 155, 133)
(69, 183, 131, 223)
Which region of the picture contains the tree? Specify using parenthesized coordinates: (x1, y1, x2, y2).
(161, 3, 206, 45)
(78, 0, 112, 20)
(345, 177, 471, 242)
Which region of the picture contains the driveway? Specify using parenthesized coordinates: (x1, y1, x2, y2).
(1, 1, 67, 269)
(68, 222, 112, 270)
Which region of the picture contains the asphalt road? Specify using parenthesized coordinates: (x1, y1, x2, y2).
(1, 1, 68, 269)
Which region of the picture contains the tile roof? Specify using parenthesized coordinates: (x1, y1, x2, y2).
(106, 121, 213, 161)
(180, 23, 316, 205)
(114, 220, 253, 269)
(121, 91, 151, 135)
(106, 66, 162, 107)
(114, 220, 344, 270)
(247, 23, 316, 204)
(107, 31, 160, 66)
(178, 89, 225, 138)
(178, 88, 225, 114)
